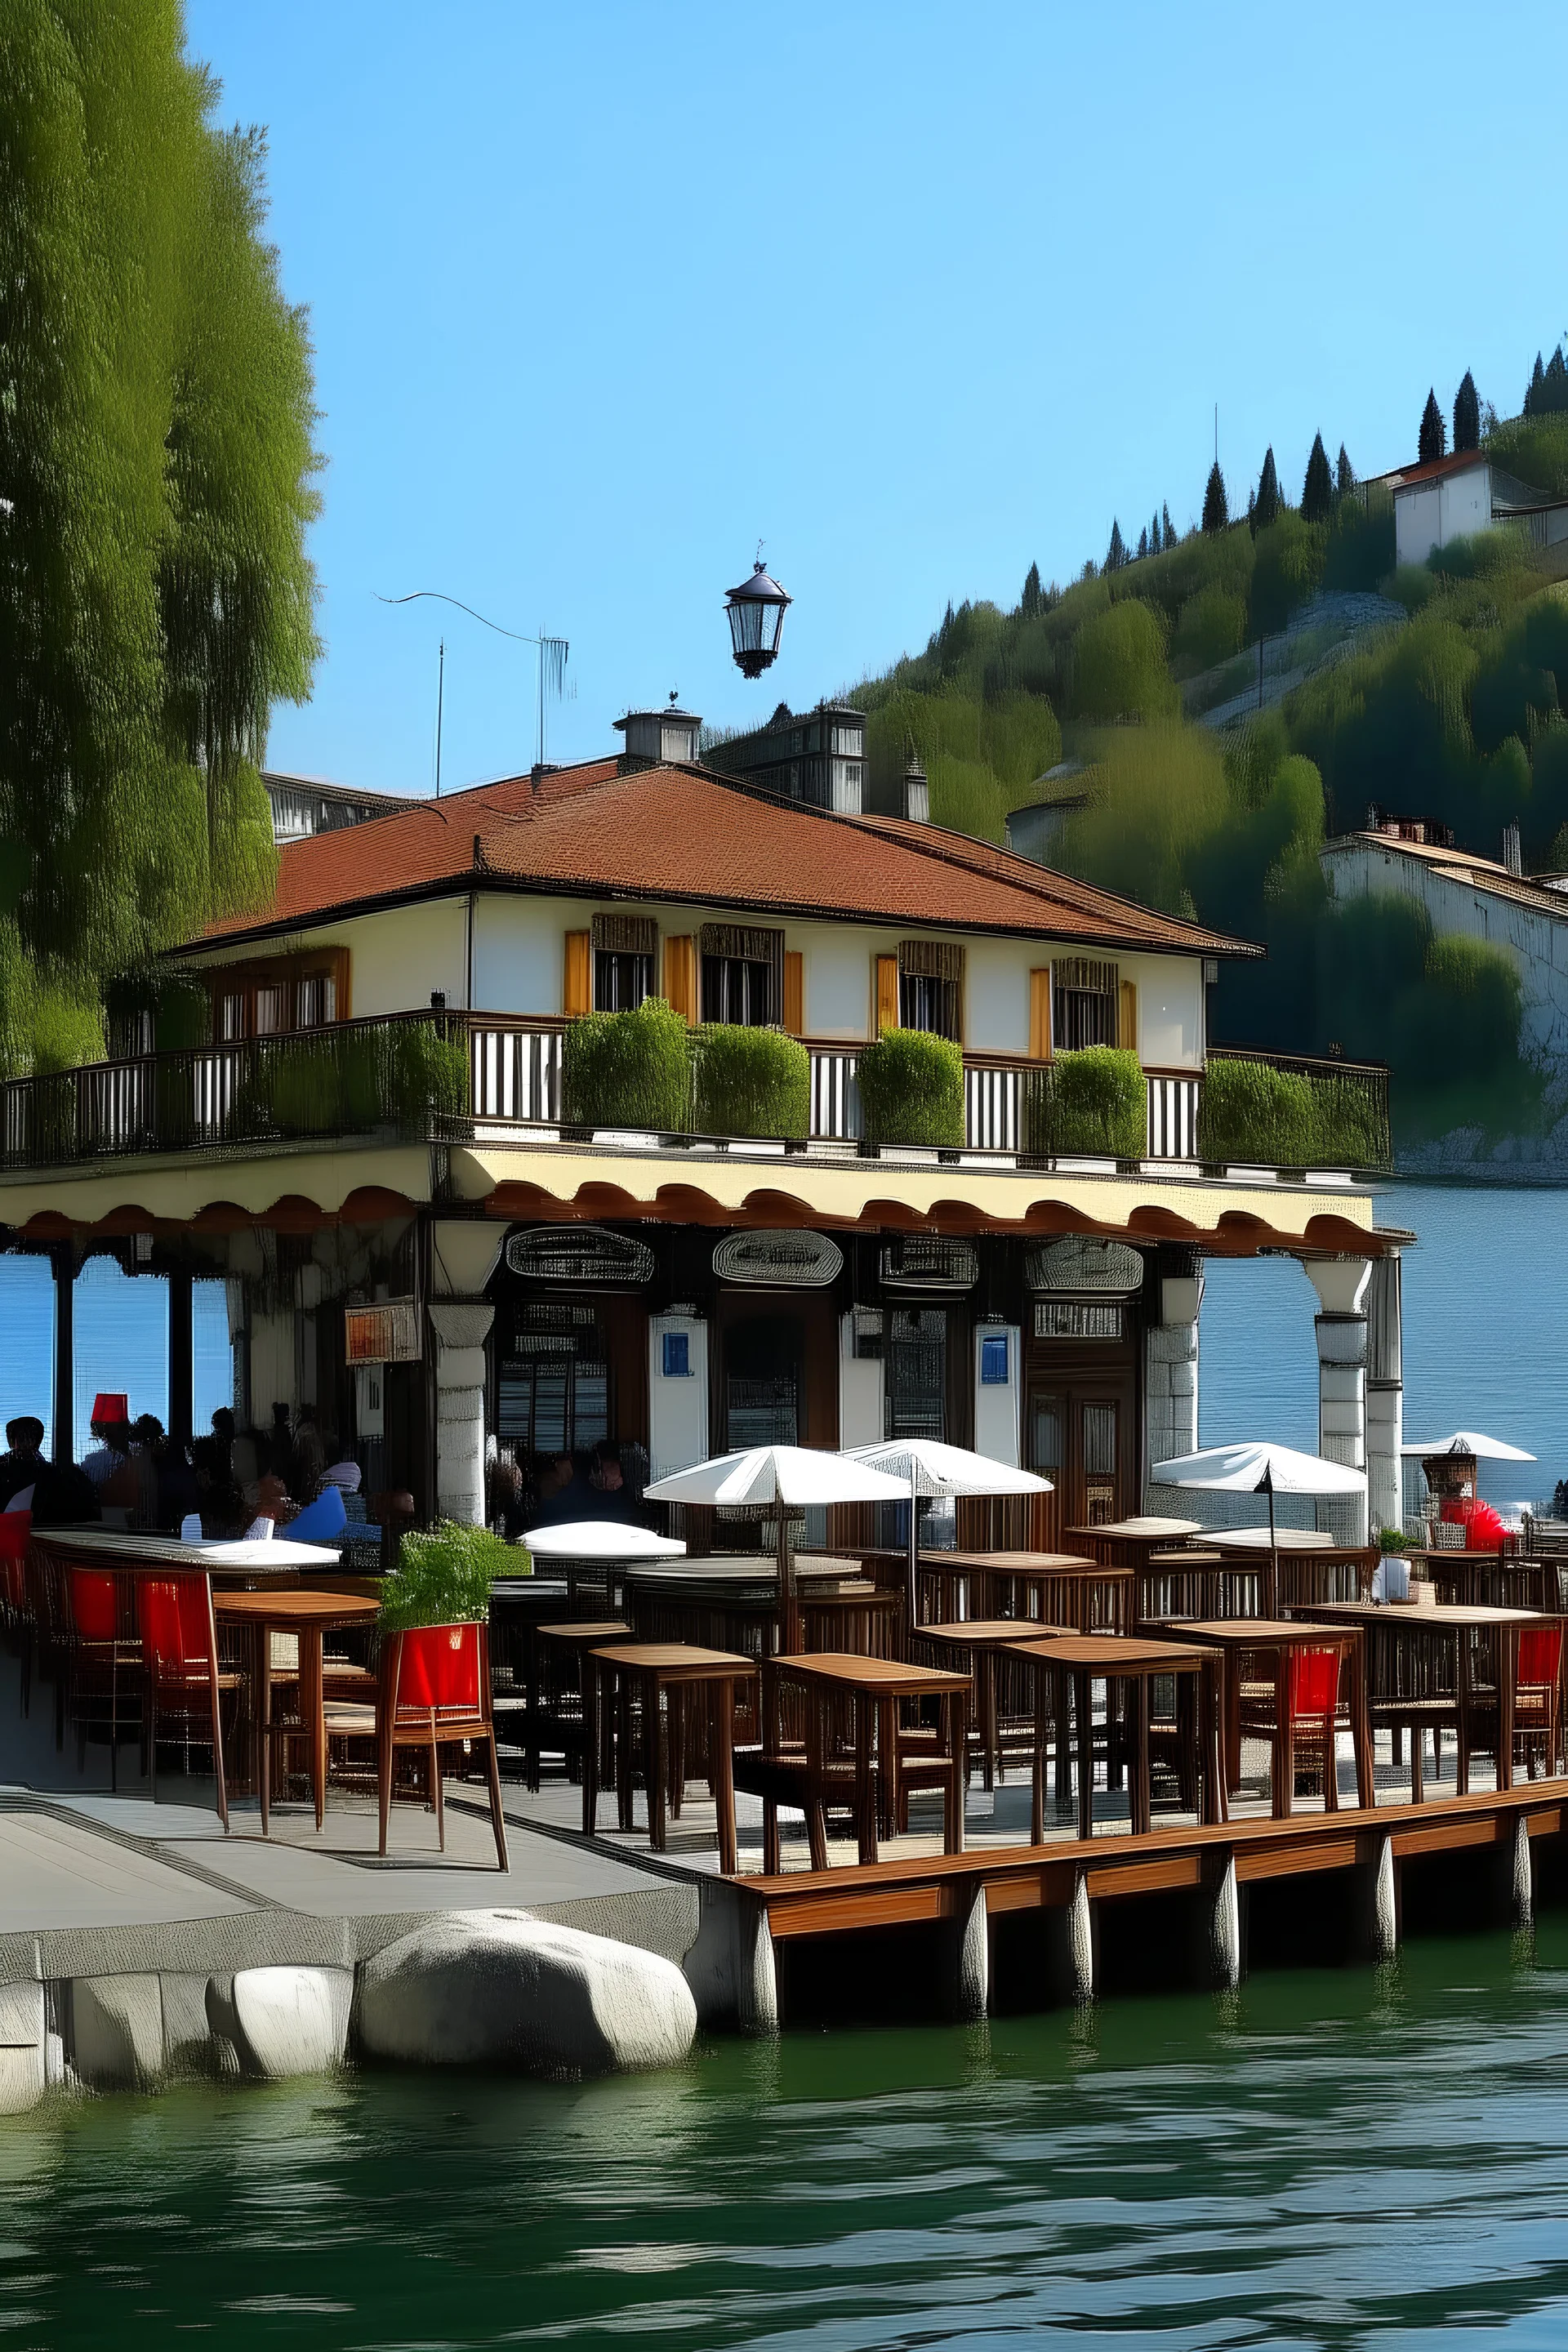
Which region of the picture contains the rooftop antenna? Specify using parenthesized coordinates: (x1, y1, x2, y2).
(376, 590, 569, 783)
(1214, 403, 1218, 467)
(434, 639, 445, 799)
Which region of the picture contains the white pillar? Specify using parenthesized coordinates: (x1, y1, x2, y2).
(1145, 1266, 1201, 1501)
(1301, 1257, 1371, 1545)
(427, 1224, 504, 1526)
(1365, 1251, 1404, 1545)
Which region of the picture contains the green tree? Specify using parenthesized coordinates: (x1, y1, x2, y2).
(1335, 444, 1356, 498)
(1301, 432, 1334, 523)
(1419, 389, 1446, 463)
(1547, 347, 1568, 412)
(1253, 447, 1281, 532)
(1069, 600, 1177, 724)
(0, 2, 318, 1072)
(1162, 501, 1176, 547)
(1105, 518, 1129, 572)
(1020, 560, 1043, 619)
(1526, 353, 1546, 416)
(1453, 369, 1480, 453)
(1136, 525, 1149, 562)
(1201, 462, 1228, 535)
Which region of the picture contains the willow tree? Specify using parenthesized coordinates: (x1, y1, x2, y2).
(0, 2, 318, 1071)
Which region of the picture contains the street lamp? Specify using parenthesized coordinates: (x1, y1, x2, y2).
(724, 558, 791, 679)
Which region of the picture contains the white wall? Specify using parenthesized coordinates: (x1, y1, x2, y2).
(1125, 953, 1205, 1067)
(1394, 462, 1491, 567)
(190, 900, 469, 1018)
(966, 941, 1031, 1054)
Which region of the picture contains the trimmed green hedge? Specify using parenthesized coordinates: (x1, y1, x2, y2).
(1197, 1055, 1388, 1169)
(562, 995, 692, 1130)
(857, 1026, 964, 1147)
(694, 1022, 808, 1139)
(248, 1019, 468, 1138)
(1027, 1046, 1145, 1158)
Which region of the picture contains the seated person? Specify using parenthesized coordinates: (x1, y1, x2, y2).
(2, 1417, 99, 1527)
(585, 1442, 635, 1522)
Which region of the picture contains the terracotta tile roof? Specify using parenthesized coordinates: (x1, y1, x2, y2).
(1388, 450, 1490, 491)
(201, 760, 1255, 957)
(1327, 828, 1568, 919)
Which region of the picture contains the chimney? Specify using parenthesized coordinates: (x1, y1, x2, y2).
(613, 692, 702, 776)
(1503, 822, 1523, 877)
(902, 756, 929, 824)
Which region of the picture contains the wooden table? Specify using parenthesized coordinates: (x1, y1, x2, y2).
(915, 1620, 1072, 1790)
(762, 1652, 971, 1865)
(213, 1588, 381, 1833)
(1413, 1552, 1561, 1611)
(920, 1550, 1132, 1632)
(584, 1642, 757, 1873)
(1010, 1633, 1214, 1841)
(1300, 1601, 1548, 1795)
(1147, 1617, 1372, 1818)
(1066, 1517, 1205, 1570)
(1206, 1527, 1374, 1611)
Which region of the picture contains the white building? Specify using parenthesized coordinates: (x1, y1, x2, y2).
(1390, 451, 1568, 569)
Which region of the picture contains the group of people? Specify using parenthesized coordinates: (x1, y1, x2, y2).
(0, 1397, 359, 1540)
(491, 1441, 647, 1539)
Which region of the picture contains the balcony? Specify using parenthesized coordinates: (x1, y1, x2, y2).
(0, 1013, 1392, 1184)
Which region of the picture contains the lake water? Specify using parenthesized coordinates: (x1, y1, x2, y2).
(6, 1926, 1568, 2348)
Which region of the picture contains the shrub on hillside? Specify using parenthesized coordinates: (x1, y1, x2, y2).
(1249, 514, 1326, 636)
(857, 1027, 964, 1147)
(1171, 586, 1248, 678)
(563, 996, 691, 1130)
(1321, 488, 1395, 592)
(1069, 599, 1178, 722)
(694, 1023, 808, 1139)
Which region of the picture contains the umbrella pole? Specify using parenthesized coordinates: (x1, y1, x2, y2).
(778, 1502, 800, 1655)
(907, 1468, 919, 1650)
(1267, 1474, 1278, 1619)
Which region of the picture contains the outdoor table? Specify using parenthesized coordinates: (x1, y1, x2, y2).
(915, 1619, 1073, 1789)
(1200, 1526, 1375, 1612)
(1066, 1517, 1205, 1571)
(1147, 1617, 1372, 1818)
(920, 1549, 1131, 1631)
(761, 1651, 971, 1866)
(527, 1619, 630, 1791)
(584, 1642, 757, 1873)
(1136, 1548, 1264, 1625)
(1298, 1600, 1548, 1795)
(1009, 1633, 1215, 1841)
(31, 1528, 341, 1579)
(212, 1587, 380, 1833)
(1413, 1552, 1560, 1611)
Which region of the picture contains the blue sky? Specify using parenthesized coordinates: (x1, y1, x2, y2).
(187, 0, 1568, 799)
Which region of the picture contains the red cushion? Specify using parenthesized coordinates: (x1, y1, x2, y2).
(1439, 1496, 1508, 1551)
(70, 1569, 118, 1643)
(395, 1623, 481, 1712)
(0, 1510, 31, 1561)
(1519, 1627, 1562, 1687)
(136, 1577, 212, 1681)
(1290, 1646, 1340, 1719)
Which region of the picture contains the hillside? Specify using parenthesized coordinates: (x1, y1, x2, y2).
(846, 368, 1568, 1152)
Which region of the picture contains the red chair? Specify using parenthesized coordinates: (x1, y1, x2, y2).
(326, 1621, 507, 1869)
(65, 1566, 141, 1788)
(136, 1574, 239, 1826)
(0, 1509, 29, 1619)
(1239, 1643, 1345, 1816)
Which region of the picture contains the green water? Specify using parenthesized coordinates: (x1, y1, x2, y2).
(7, 1931, 1568, 2350)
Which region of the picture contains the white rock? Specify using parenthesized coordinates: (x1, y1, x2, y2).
(356, 1910, 697, 2077)
(227, 1967, 353, 2078)
(0, 1980, 45, 2115)
(70, 1974, 163, 2091)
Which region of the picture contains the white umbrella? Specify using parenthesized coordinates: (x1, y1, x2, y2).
(1153, 1440, 1367, 1610)
(523, 1521, 688, 1561)
(1400, 1432, 1536, 1462)
(646, 1446, 908, 1649)
(845, 1438, 1054, 1632)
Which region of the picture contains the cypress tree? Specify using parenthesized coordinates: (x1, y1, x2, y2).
(1301, 432, 1334, 523)
(1453, 370, 1480, 453)
(1163, 501, 1176, 547)
(1526, 354, 1546, 416)
(1136, 524, 1149, 562)
(1336, 445, 1356, 498)
(0, 2, 318, 1071)
(1253, 446, 1281, 532)
(1105, 519, 1129, 572)
(1020, 561, 1043, 620)
(1200, 463, 1228, 536)
(1419, 389, 1446, 464)
(1547, 347, 1568, 413)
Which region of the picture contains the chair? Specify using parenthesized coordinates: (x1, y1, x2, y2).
(1238, 1644, 1345, 1815)
(1467, 1624, 1565, 1784)
(326, 1621, 508, 1869)
(136, 1574, 239, 1825)
(65, 1566, 141, 1788)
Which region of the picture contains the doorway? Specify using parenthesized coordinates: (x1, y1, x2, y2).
(1027, 1378, 1135, 1539)
(722, 1312, 803, 1451)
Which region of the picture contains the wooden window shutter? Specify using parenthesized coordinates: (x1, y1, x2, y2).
(564, 930, 591, 1018)
(874, 954, 899, 1035)
(1119, 978, 1138, 1056)
(1029, 967, 1053, 1061)
(663, 934, 697, 1022)
(783, 950, 804, 1037)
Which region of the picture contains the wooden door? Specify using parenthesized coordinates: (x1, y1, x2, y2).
(1027, 1378, 1136, 1538)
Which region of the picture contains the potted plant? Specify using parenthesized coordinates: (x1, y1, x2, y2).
(1373, 1526, 1411, 1604)
(378, 1520, 522, 1634)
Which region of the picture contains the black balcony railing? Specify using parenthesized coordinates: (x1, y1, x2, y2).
(0, 1014, 1392, 1177)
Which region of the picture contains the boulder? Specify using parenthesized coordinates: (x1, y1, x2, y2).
(356, 1910, 697, 2076)
(0, 1980, 46, 2115)
(210, 1967, 353, 2079)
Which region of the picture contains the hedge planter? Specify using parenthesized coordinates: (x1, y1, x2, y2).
(857, 1027, 964, 1149)
(1027, 1046, 1145, 1160)
(562, 997, 692, 1133)
(693, 1024, 808, 1141)
(1198, 1056, 1388, 1170)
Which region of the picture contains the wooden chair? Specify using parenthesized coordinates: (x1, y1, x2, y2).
(1238, 1644, 1345, 1815)
(326, 1621, 508, 1869)
(1468, 1623, 1565, 1784)
(135, 1574, 238, 1826)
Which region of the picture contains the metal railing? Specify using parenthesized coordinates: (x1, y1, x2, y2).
(0, 1016, 1391, 1176)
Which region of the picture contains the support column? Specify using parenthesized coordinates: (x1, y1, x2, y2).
(1364, 1251, 1404, 1545)
(1512, 1816, 1533, 1931)
(1301, 1257, 1372, 1545)
(1370, 1833, 1398, 1962)
(428, 1223, 506, 1527)
(1209, 1852, 1241, 1989)
(946, 1880, 989, 2022)
(50, 1244, 75, 1467)
(1144, 1256, 1201, 1502)
(1046, 1869, 1096, 2002)
(167, 1267, 194, 1446)
(735, 1900, 779, 2036)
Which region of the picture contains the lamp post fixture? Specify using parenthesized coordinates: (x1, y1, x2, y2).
(724, 557, 791, 679)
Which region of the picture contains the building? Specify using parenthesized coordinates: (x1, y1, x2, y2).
(1389, 452, 1568, 569)
(0, 746, 1407, 1545)
(703, 702, 866, 814)
(1004, 764, 1091, 866)
(262, 772, 405, 845)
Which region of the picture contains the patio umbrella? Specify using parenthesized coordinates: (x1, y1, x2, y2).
(646, 1446, 908, 1650)
(844, 1438, 1054, 1634)
(1398, 1432, 1536, 1461)
(523, 1522, 688, 1561)
(1152, 1440, 1367, 1612)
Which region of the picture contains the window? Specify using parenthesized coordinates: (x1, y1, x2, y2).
(699, 924, 782, 1027)
(662, 1330, 691, 1379)
(885, 1307, 947, 1441)
(898, 940, 964, 1041)
(591, 913, 657, 1013)
(208, 949, 348, 1042)
(499, 1303, 608, 1459)
(1052, 956, 1118, 1050)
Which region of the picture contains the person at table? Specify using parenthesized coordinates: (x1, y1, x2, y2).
(530, 1451, 589, 1528)
(585, 1443, 635, 1523)
(191, 1435, 246, 1538)
(291, 1403, 327, 1503)
(2, 1416, 100, 1526)
(156, 1434, 202, 1534)
(79, 1408, 122, 1491)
